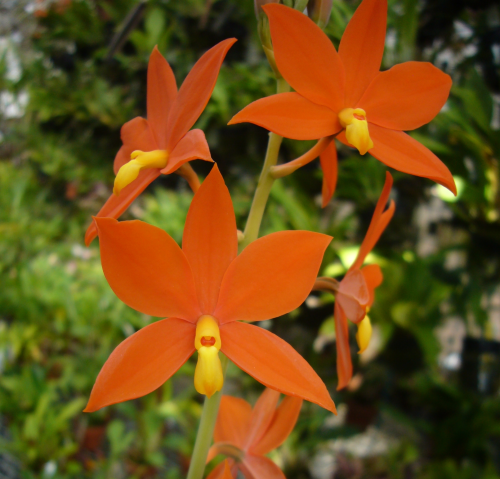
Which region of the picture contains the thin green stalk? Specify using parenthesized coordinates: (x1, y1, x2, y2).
(186, 354, 228, 479)
(240, 77, 290, 250)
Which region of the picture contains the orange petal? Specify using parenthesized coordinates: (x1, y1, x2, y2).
(361, 264, 383, 307)
(337, 269, 370, 323)
(147, 46, 177, 148)
(334, 303, 353, 390)
(161, 129, 213, 174)
(319, 140, 338, 207)
(263, 4, 345, 112)
(84, 317, 195, 412)
(206, 459, 237, 479)
(166, 39, 236, 152)
(214, 396, 252, 448)
(182, 165, 238, 314)
(239, 454, 286, 479)
(113, 117, 157, 174)
(84, 169, 160, 246)
(95, 218, 200, 320)
(220, 322, 337, 413)
(359, 62, 452, 131)
(215, 231, 332, 324)
(348, 124, 455, 194)
(244, 388, 280, 450)
(251, 395, 302, 455)
(339, 0, 387, 106)
(228, 93, 340, 140)
(222, 460, 235, 479)
(350, 171, 394, 270)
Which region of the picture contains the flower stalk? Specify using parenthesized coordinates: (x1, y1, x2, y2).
(186, 354, 229, 479)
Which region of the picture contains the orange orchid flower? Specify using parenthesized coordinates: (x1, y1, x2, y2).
(318, 172, 394, 389)
(84, 39, 236, 246)
(229, 0, 455, 206)
(206, 388, 302, 479)
(84, 165, 336, 413)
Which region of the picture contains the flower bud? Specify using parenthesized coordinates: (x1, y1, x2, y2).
(307, 0, 332, 29)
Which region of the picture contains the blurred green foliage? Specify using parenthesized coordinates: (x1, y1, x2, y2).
(1, 0, 499, 478)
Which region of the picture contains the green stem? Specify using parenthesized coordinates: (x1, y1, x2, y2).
(186, 354, 228, 479)
(240, 77, 290, 250)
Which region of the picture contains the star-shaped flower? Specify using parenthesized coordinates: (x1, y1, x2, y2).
(229, 0, 455, 206)
(84, 165, 336, 413)
(85, 39, 235, 245)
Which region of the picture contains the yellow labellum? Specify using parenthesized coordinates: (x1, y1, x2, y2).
(113, 150, 169, 196)
(194, 315, 223, 398)
(338, 108, 374, 155)
(356, 315, 372, 354)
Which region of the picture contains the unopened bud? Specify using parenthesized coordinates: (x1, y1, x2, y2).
(307, 0, 332, 29)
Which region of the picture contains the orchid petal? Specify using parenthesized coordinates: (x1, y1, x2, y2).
(339, 0, 387, 106)
(161, 129, 212, 174)
(113, 117, 157, 174)
(207, 459, 237, 479)
(214, 396, 253, 448)
(221, 322, 337, 413)
(251, 395, 302, 455)
(361, 263, 383, 307)
(84, 318, 195, 412)
(334, 302, 353, 390)
(182, 165, 238, 314)
(319, 140, 338, 207)
(147, 46, 177, 148)
(244, 388, 280, 450)
(166, 39, 236, 152)
(350, 171, 394, 270)
(337, 269, 370, 323)
(84, 169, 160, 246)
(215, 231, 332, 324)
(228, 93, 340, 140)
(360, 62, 452, 131)
(239, 454, 286, 479)
(95, 218, 200, 321)
(263, 4, 345, 112)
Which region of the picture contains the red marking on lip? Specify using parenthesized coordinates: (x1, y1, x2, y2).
(201, 337, 216, 346)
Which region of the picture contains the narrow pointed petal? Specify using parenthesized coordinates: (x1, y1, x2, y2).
(214, 396, 253, 448)
(206, 460, 237, 479)
(337, 269, 370, 323)
(361, 264, 383, 307)
(244, 388, 280, 450)
(221, 322, 337, 413)
(147, 46, 177, 148)
(251, 396, 302, 455)
(215, 231, 332, 324)
(84, 169, 160, 246)
(351, 171, 394, 270)
(113, 117, 157, 174)
(161, 129, 213, 174)
(84, 318, 195, 412)
(222, 460, 235, 479)
(359, 62, 452, 131)
(343, 125, 456, 194)
(95, 218, 200, 320)
(239, 454, 286, 479)
(339, 0, 387, 106)
(182, 165, 238, 314)
(228, 93, 340, 140)
(319, 140, 338, 207)
(334, 303, 353, 390)
(166, 39, 236, 152)
(263, 4, 345, 112)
